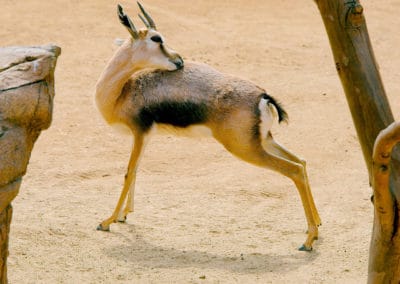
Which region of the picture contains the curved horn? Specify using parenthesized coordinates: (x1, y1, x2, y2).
(117, 4, 139, 39)
(138, 13, 151, 29)
(137, 2, 156, 30)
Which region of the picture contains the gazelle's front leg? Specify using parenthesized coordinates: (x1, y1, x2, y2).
(97, 133, 146, 231)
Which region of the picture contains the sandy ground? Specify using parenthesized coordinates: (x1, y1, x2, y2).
(2, 0, 400, 283)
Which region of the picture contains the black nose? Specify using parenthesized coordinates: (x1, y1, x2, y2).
(174, 57, 184, 69)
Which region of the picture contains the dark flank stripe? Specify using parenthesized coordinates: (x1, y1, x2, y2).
(137, 100, 209, 132)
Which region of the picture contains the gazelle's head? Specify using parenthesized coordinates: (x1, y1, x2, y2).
(117, 2, 183, 71)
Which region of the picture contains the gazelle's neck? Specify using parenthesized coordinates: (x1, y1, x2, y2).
(95, 40, 142, 124)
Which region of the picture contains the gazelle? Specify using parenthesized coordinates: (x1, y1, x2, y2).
(95, 3, 321, 251)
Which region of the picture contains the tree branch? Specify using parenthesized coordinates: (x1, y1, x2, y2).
(372, 122, 400, 237)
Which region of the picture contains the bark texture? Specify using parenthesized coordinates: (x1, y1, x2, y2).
(0, 45, 60, 283)
(370, 123, 400, 282)
(314, 1, 400, 282)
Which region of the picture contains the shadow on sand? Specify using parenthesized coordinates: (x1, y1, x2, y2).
(104, 224, 320, 274)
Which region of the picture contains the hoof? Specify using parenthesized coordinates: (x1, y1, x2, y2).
(96, 224, 110, 231)
(298, 244, 313, 252)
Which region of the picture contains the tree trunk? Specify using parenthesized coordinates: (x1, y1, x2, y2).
(0, 45, 61, 283)
(371, 122, 400, 282)
(314, 0, 400, 282)
(0, 205, 12, 284)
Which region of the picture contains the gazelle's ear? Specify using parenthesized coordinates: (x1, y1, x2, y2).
(117, 4, 139, 39)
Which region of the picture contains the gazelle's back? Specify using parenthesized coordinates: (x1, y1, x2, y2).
(119, 61, 267, 134)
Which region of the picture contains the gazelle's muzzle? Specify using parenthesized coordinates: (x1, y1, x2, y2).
(160, 44, 184, 70)
(171, 54, 184, 70)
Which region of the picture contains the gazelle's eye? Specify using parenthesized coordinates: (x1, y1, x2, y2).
(150, 35, 163, 43)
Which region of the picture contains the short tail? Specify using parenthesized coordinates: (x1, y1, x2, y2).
(262, 93, 288, 123)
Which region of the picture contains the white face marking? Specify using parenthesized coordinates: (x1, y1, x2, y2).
(146, 30, 165, 44)
(132, 31, 179, 71)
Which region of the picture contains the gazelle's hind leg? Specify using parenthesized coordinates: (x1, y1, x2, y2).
(262, 133, 321, 227)
(224, 136, 319, 251)
(97, 132, 147, 231)
(118, 189, 134, 222)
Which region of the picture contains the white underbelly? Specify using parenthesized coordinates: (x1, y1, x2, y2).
(109, 122, 213, 138)
(154, 123, 213, 138)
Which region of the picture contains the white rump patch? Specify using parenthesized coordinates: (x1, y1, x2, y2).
(258, 97, 276, 139)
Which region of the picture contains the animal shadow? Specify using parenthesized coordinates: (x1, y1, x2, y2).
(104, 224, 320, 274)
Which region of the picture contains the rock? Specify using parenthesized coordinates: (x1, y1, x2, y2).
(0, 44, 61, 283)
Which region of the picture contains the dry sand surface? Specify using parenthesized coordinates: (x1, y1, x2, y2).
(2, 0, 400, 283)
